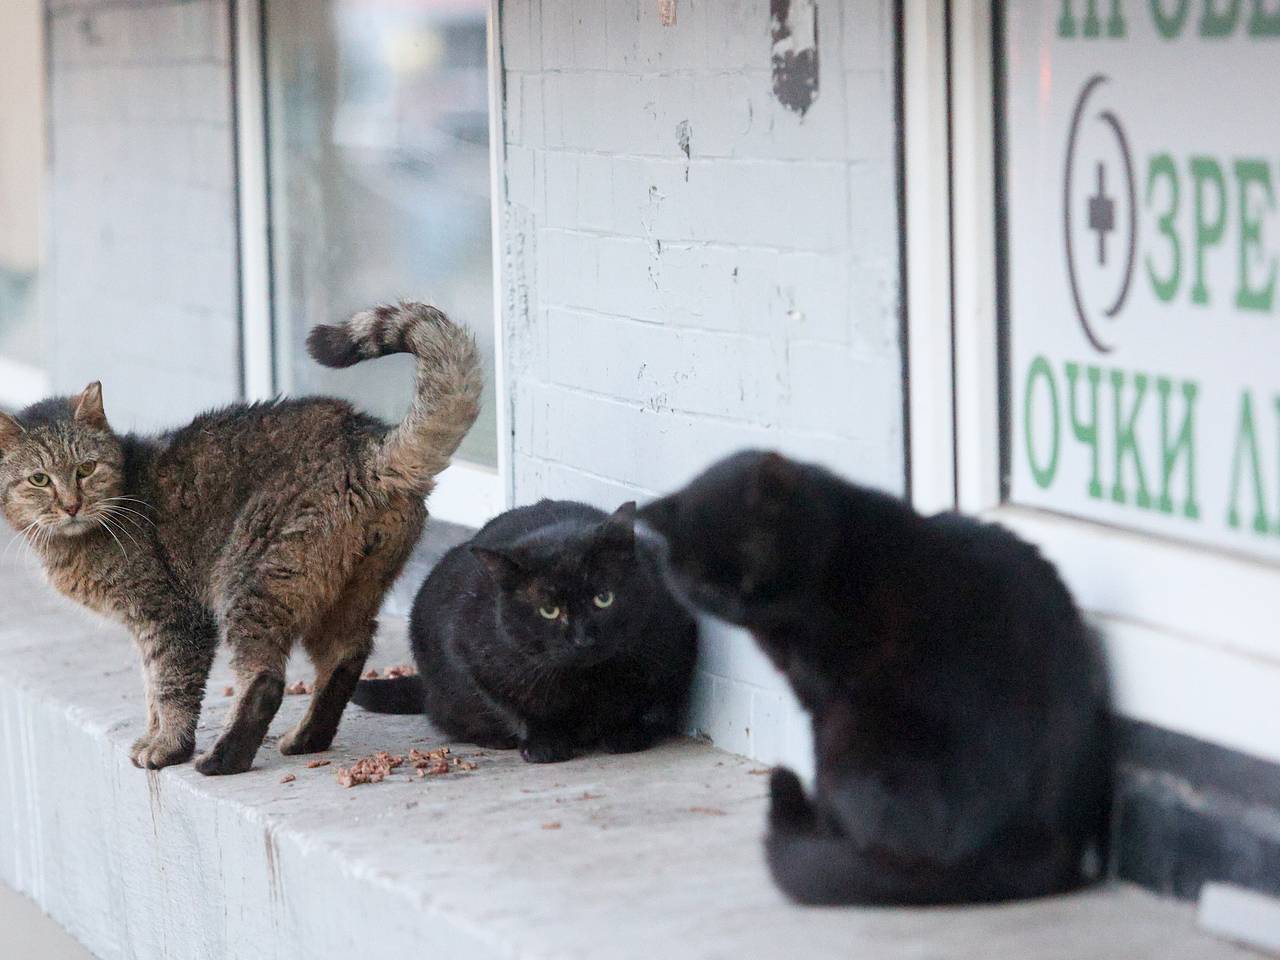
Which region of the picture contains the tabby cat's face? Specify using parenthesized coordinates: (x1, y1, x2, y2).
(0, 384, 127, 543)
(474, 504, 645, 662)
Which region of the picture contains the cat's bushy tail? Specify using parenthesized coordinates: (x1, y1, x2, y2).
(351, 675, 426, 715)
(307, 302, 483, 496)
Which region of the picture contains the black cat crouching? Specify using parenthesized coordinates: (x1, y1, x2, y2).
(353, 500, 698, 763)
(638, 451, 1113, 906)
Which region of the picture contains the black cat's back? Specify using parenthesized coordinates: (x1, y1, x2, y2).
(638, 451, 1113, 906)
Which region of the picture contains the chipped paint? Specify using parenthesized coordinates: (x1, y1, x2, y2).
(769, 0, 819, 117)
(658, 0, 677, 27)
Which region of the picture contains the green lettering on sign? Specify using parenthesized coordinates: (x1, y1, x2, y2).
(1199, 0, 1242, 35)
(1190, 156, 1228, 306)
(1227, 392, 1270, 533)
(1234, 159, 1278, 312)
(1146, 154, 1181, 303)
(1025, 357, 1061, 490)
(1249, 0, 1280, 36)
(1066, 362, 1104, 498)
(1111, 370, 1152, 508)
(1059, 0, 1128, 35)
(1151, 0, 1191, 37)
(1158, 378, 1200, 519)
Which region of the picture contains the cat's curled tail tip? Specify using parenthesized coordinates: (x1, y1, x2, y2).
(306, 323, 362, 368)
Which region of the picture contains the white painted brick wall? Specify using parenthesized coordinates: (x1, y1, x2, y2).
(498, 0, 904, 772)
(46, 0, 239, 433)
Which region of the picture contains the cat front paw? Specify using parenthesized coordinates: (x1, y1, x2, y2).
(768, 767, 817, 832)
(601, 725, 660, 754)
(519, 738, 576, 764)
(129, 732, 195, 770)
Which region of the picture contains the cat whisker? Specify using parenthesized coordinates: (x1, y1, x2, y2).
(98, 506, 151, 538)
(95, 516, 129, 561)
(97, 511, 142, 552)
(96, 501, 157, 528)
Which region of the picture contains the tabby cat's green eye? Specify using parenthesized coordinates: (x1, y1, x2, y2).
(538, 604, 561, 620)
(28, 473, 50, 488)
(77, 461, 97, 478)
(593, 591, 615, 609)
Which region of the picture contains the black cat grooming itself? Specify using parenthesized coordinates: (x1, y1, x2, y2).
(353, 500, 698, 763)
(638, 451, 1112, 906)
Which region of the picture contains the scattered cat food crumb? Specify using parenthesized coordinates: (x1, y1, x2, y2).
(223, 686, 235, 697)
(689, 806, 727, 816)
(306, 759, 331, 769)
(542, 822, 562, 830)
(386, 664, 417, 678)
(747, 768, 770, 775)
(337, 751, 404, 787)
(579, 791, 602, 801)
(280, 773, 296, 784)
(337, 747, 478, 787)
(363, 669, 380, 680)
(286, 680, 311, 695)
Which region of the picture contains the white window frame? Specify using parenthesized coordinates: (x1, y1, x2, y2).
(905, 0, 1280, 764)
(231, 0, 509, 528)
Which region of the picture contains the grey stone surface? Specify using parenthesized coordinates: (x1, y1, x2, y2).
(0, 550, 1266, 960)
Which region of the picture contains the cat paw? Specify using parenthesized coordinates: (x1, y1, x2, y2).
(472, 734, 520, 750)
(129, 733, 195, 770)
(519, 738, 576, 764)
(601, 726, 659, 754)
(768, 767, 816, 831)
(193, 740, 255, 776)
(278, 725, 334, 756)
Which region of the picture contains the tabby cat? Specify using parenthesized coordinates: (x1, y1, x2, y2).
(353, 499, 698, 763)
(638, 450, 1113, 905)
(0, 302, 481, 775)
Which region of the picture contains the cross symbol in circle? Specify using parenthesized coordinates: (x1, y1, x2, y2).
(1087, 161, 1116, 267)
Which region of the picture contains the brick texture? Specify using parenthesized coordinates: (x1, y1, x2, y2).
(498, 0, 903, 769)
(46, 0, 239, 432)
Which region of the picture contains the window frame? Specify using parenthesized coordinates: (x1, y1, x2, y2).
(904, 0, 1280, 764)
(231, 0, 508, 528)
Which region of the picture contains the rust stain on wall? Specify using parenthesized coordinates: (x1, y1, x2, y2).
(658, 0, 677, 27)
(769, 0, 819, 117)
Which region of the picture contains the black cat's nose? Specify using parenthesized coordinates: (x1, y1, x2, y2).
(572, 628, 593, 648)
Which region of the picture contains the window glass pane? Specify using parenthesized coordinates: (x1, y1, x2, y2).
(266, 0, 496, 466)
(0, 0, 47, 402)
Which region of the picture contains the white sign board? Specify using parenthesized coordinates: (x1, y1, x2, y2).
(1005, 1, 1280, 563)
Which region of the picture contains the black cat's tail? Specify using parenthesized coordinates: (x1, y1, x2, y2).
(351, 675, 425, 715)
(765, 768, 1076, 906)
(307, 301, 483, 497)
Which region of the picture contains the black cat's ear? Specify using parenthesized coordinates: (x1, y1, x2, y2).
(71, 381, 109, 431)
(0, 412, 23, 454)
(744, 452, 798, 513)
(595, 501, 637, 553)
(636, 496, 677, 537)
(471, 546, 525, 585)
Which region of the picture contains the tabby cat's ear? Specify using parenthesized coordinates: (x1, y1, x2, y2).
(0, 412, 24, 453)
(472, 546, 525, 585)
(595, 501, 637, 553)
(71, 381, 109, 430)
(744, 452, 798, 512)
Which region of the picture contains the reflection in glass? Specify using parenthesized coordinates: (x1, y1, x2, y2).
(266, 0, 495, 466)
(0, 0, 47, 395)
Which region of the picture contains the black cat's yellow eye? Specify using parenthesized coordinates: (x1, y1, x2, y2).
(76, 461, 97, 478)
(28, 472, 50, 488)
(593, 591, 615, 609)
(538, 604, 561, 620)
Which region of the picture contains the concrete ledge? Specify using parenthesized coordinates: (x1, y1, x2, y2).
(0, 555, 1265, 960)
